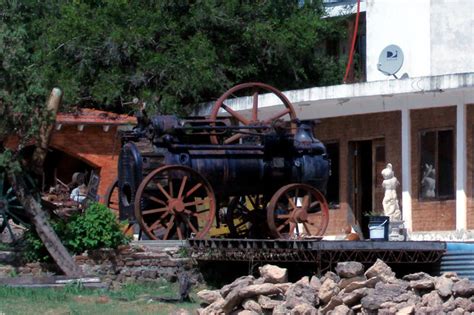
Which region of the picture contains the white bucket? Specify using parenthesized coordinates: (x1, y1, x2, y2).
(369, 225, 385, 239)
(369, 219, 388, 240)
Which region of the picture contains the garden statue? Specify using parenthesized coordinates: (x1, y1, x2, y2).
(381, 163, 402, 221)
(421, 163, 436, 198)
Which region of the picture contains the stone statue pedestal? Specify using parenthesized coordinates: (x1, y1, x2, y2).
(388, 220, 407, 241)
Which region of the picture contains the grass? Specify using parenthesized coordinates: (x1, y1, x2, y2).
(0, 280, 202, 315)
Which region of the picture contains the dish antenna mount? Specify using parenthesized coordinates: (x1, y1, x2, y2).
(377, 45, 405, 79)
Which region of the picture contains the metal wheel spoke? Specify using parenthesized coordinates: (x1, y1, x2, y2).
(142, 206, 168, 215)
(221, 104, 250, 125)
(163, 216, 175, 240)
(302, 194, 310, 211)
(224, 133, 243, 144)
(177, 176, 188, 199)
(303, 222, 312, 234)
(185, 183, 203, 198)
(263, 108, 291, 124)
(285, 193, 297, 210)
(183, 199, 207, 207)
(183, 216, 199, 234)
(148, 216, 166, 231)
(144, 194, 168, 206)
(310, 201, 320, 209)
(277, 219, 290, 231)
(156, 182, 171, 200)
(252, 90, 259, 121)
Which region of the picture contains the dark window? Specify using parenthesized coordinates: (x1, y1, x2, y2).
(325, 142, 340, 208)
(419, 129, 454, 199)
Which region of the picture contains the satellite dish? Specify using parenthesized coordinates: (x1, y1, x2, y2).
(377, 45, 404, 78)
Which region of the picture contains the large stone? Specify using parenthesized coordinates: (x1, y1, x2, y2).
(285, 282, 318, 308)
(435, 276, 454, 298)
(290, 303, 317, 315)
(220, 275, 255, 298)
(319, 295, 343, 314)
(296, 276, 310, 286)
(453, 296, 471, 310)
(402, 272, 432, 281)
(201, 298, 225, 315)
(242, 298, 262, 314)
(221, 288, 243, 314)
(341, 288, 371, 306)
(257, 295, 283, 310)
(364, 259, 396, 283)
(421, 290, 443, 307)
(395, 305, 414, 315)
(197, 289, 222, 305)
(258, 264, 288, 284)
(309, 276, 321, 290)
(442, 296, 456, 312)
(331, 304, 354, 315)
(335, 261, 365, 278)
(452, 278, 474, 297)
(342, 276, 379, 294)
(322, 271, 340, 283)
(338, 276, 367, 290)
(409, 278, 434, 290)
(239, 283, 282, 298)
(318, 278, 340, 304)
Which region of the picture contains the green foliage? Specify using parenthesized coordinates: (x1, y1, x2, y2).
(64, 202, 129, 253)
(1, 0, 346, 121)
(23, 202, 129, 262)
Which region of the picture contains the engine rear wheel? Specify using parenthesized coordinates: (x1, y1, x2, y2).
(134, 165, 216, 240)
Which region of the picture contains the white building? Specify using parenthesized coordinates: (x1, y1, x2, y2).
(200, 0, 474, 240)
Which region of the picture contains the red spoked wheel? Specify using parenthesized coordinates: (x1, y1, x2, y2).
(267, 183, 329, 239)
(104, 178, 119, 213)
(209, 82, 297, 144)
(134, 165, 216, 240)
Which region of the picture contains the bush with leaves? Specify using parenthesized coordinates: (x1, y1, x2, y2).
(23, 202, 129, 262)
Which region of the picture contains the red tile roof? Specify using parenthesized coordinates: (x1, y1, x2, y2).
(56, 108, 136, 125)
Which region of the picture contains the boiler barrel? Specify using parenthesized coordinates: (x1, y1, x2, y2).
(164, 149, 329, 197)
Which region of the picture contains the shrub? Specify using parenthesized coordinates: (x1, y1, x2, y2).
(64, 202, 129, 253)
(23, 202, 129, 262)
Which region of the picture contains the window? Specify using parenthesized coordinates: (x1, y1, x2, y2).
(419, 129, 454, 199)
(325, 142, 340, 208)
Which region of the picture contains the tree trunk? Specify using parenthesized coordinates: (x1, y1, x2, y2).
(11, 88, 83, 276)
(7, 172, 83, 276)
(31, 88, 62, 174)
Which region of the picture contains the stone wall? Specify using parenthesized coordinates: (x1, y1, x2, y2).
(0, 244, 200, 287)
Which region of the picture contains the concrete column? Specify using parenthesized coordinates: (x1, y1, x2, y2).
(401, 108, 412, 231)
(456, 103, 467, 230)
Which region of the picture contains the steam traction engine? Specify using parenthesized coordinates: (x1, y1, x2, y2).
(107, 83, 331, 240)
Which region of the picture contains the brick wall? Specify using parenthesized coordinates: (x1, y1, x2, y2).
(50, 125, 120, 202)
(466, 105, 474, 229)
(410, 106, 456, 231)
(314, 111, 402, 235)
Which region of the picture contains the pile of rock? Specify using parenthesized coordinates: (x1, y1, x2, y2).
(196, 259, 474, 314)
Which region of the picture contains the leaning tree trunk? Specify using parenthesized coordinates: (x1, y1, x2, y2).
(9, 88, 82, 276)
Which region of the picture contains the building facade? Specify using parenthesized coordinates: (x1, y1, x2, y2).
(198, 0, 474, 239)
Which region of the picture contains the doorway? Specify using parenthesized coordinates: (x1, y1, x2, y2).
(349, 138, 385, 237)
